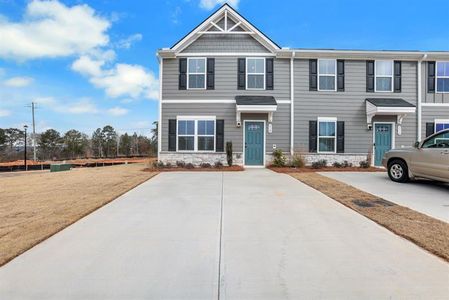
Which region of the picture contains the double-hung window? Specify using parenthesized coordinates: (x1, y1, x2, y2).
(187, 58, 206, 89)
(436, 62, 449, 93)
(318, 117, 337, 153)
(177, 117, 215, 152)
(375, 60, 393, 92)
(318, 59, 336, 91)
(246, 58, 265, 89)
(435, 119, 449, 133)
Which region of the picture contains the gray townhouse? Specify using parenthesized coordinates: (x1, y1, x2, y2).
(157, 4, 449, 167)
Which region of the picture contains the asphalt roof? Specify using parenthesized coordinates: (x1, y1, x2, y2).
(235, 96, 277, 106)
(366, 98, 416, 107)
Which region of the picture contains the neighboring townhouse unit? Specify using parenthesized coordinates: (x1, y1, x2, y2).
(157, 4, 449, 167)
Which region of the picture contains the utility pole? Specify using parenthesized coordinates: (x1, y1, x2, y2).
(24, 125, 28, 171)
(26, 102, 38, 161)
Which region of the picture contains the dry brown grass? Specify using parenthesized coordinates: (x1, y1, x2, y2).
(0, 164, 158, 266)
(290, 173, 449, 262)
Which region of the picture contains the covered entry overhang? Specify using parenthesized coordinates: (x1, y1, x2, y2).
(235, 96, 277, 125)
(366, 98, 416, 133)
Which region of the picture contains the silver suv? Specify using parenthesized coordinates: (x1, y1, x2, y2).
(382, 129, 449, 183)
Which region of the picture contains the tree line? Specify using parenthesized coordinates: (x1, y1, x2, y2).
(0, 122, 158, 162)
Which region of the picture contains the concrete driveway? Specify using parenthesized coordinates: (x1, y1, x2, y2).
(321, 172, 449, 223)
(0, 170, 448, 299)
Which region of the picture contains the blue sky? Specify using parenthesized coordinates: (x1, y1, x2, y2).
(1, 0, 448, 136)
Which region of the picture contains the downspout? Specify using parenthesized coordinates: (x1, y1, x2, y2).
(290, 51, 295, 156)
(417, 54, 427, 142)
(157, 53, 163, 161)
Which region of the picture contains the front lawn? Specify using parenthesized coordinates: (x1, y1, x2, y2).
(0, 164, 158, 266)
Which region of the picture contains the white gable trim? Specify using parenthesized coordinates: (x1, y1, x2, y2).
(171, 4, 280, 54)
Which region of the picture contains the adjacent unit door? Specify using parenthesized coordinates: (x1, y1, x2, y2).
(374, 123, 393, 166)
(245, 121, 264, 166)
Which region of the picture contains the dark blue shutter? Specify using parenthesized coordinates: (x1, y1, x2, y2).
(366, 60, 375, 92)
(337, 121, 345, 153)
(216, 120, 224, 152)
(309, 59, 318, 91)
(266, 58, 274, 90)
(428, 61, 435, 93)
(426, 122, 435, 137)
(207, 58, 215, 90)
(337, 60, 345, 92)
(179, 59, 187, 90)
(394, 61, 402, 93)
(237, 58, 246, 90)
(309, 120, 317, 152)
(168, 119, 176, 151)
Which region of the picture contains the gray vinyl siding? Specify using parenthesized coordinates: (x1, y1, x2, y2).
(293, 59, 418, 153)
(162, 57, 291, 100)
(161, 103, 290, 153)
(182, 34, 270, 53)
(421, 61, 449, 104)
(421, 106, 449, 138)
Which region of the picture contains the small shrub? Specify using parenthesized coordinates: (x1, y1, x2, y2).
(165, 162, 172, 168)
(185, 163, 195, 169)
(176, 160, 186, 168)
(332, 162, 343, 168)
(311, 159, 327, 169)
(291, 152, 305, 168)
(272, 149, 287, 167)
(226, 141, 233, 166)
(151, 161, 159, 169)
(359, 160, 370, 168)
(214, 161, 223, 168)
(342, 160, 353, 168)
(157, 161, 165, 168)
(200, 162, 212, 168)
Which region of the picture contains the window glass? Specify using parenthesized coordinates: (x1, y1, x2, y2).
(188, 58, 206, 89)
(436, 62, 449, 92)
(318, 120, 336, 153)
(376, 77, 392, 92)
(375, 61, 393, 76)
(436, 122, 449, 132)
(422, 132, 449, 149)
(178, 120, 194, 135)
(247, 58, 264, 89)
(319, 76, 335, 91)
(178, 136, 194, 151)
(319, 59, 336, 74)
(177, 119, 215, 152)
(198, 120, 214, 135)
(437, 62, 449, 76)
(198, 137, 214, 151)
(375, 61, 393, 92)
(318, 60, 336, 91)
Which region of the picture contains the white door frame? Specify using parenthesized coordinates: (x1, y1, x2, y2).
(372, 122, 395, 166)
(243, 120, 266, 168)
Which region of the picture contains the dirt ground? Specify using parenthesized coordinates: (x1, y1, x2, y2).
(0, 163, 158, 266)
(290, 173, 449, 262)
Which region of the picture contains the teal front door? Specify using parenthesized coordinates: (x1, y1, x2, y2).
(374, 123, 393, 166)
(245, 121, 264, 166)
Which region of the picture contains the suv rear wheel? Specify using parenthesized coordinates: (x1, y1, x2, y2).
(388, 159, 409, 183)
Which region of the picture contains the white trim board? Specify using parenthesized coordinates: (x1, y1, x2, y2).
(176, 52, 275, 57)
(421, 103, 449, 107)
(161, 99, 292, 104)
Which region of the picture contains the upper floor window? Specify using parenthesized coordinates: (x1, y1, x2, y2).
(436, 62, 449, 93)
(246, 58, 265, 89)
(375, 60, 393, 92)
(318, 59, 336, 91)
(187, 58, 206, 89)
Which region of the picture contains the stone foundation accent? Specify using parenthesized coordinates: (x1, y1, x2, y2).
(301, 153, 368, 167)
(159, 152, 243, 166)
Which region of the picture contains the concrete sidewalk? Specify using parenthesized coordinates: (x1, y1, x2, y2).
(0, 170, 448, 299)
(321, 172, 449, 222)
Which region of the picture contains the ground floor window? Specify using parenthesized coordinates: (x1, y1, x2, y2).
(318, 117, 337, 153)
(435, 119, 449, 133)
(177, 117, 215, 152)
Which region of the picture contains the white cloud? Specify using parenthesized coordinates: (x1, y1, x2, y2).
(116, 33, 142, 49)
(35, 97, 98, 114)
(107, 106, 128, 116)
(72, 57, 159, 100)
(199, 0, 239, 10)
(0, 0, 110, 60)
(0, 109, 11, 117)
(3, 76, 34, 87)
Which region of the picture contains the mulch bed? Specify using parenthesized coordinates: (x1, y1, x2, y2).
(143, 165, 244, 172)
(269, 166, 384, 173)
(290, 173, 449, 262)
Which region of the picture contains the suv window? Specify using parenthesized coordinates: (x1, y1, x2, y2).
(422, 131, 449, 149)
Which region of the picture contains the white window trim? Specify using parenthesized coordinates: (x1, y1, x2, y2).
(317, 117, 337, 154)
(435, 119, 449, 132)
(317, 59, 337, 92)
(176, 116, 216, 152)
(187, 57, 207, 90)
(246, 57, 265, 90)
(436, 61, 449, 94)
(374, 60, 394, 92)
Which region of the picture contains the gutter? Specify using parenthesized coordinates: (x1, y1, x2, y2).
(417, 54, 427, 142)
(157, 53, 163, 161)
(290, 51, 295, 156)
